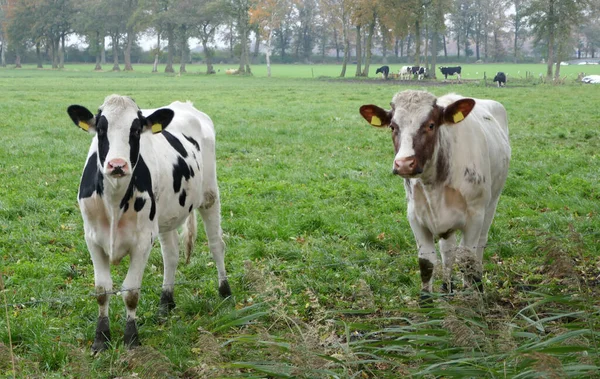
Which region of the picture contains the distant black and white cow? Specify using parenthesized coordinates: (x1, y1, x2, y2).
(67, 95, 231, 353)
(493, 72, 507, 87)
(375, 65, 390, 79)
(416, 66, 427, 80)
(359, 90, 510, 298)
(439, 66, 462, 80)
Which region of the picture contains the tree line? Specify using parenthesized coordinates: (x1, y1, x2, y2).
(0, 0, 598, 79)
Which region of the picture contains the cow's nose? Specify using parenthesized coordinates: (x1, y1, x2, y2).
(393, 156, 417, 176)
(107, 158, 128, 176)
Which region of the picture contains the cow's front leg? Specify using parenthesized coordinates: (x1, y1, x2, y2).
(409, 217, 437, 301)
(158, 230, 179, 317)
(121, 241, 152, 349)
(89, 242, 112, 353)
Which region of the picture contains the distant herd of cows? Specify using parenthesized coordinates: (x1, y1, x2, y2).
(375, 65, 507, 87)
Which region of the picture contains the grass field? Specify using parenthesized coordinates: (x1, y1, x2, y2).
(0, 64, 599, 378)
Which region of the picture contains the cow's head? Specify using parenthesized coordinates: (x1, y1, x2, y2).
(67, 95, 174, 178)
(359, 90, 475, 178)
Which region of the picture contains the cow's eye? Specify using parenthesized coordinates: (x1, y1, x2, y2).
(429, 123, 435, 130)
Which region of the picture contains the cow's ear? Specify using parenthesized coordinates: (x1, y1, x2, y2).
(443, 98, 475, 124)
(67, 105, 96, 133)
(359, 104, 392, 128)
(144, 108, 175, 134)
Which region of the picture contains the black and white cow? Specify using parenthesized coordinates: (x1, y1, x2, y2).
(375, 65, 390, 79)
(67, 95, 231, 353)
(416, 67, 427, 80)
(439, 66, 462, 80)
(359, 90, 510, 299)
(493, 72, 507, 87)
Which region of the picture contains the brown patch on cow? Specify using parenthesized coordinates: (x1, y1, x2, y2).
(412, 106, 444, 176)
(125, 291, 139, 310)
(419, 258, 435, 285)
(444, 186, 467, 212)
(201, 190, 217, 209)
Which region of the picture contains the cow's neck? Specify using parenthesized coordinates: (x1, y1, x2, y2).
(101, 176, 135, 262)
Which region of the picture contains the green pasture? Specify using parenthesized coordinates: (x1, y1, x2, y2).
(0, 66, 599, 378)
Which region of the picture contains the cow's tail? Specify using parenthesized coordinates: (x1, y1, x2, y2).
(182, 211, 198, 265)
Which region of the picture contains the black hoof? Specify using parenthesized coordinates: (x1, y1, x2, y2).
(92, 316, 110, 354)
(124, 318, 140, 349)
(473, 277, 484, 293)
(441, 281, 455, 293)
(219, 280, 232, 298)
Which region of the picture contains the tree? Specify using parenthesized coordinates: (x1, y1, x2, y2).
(196, 0, 227, 74)
(509, 0, 527, 62)
(525, 0, 587, 80)
(250, 0, 292, 77)
(229, 0, 252, 74)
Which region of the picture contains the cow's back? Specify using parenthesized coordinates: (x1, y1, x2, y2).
(437, 94, 510, 201)
(140, 102, 217, 231)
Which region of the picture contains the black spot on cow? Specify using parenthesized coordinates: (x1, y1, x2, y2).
(188, 204, 193, 213)
(172, 156, 192, 193)
(134, 197, 146, 212)
(179, 189, 187, 207)
(119, 156, 156, 220)
(96, 116, 110, 167)
(79, 152, 104, 199)
(183, 134, 200, 151)
(129, 119, 143, 167)
(162, 130, 188, 158)
(419, 257, 434, 284)
(464, 167, 484, 185)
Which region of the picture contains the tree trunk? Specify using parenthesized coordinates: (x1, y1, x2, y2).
(124, 30, 134, 71)
(36, 43, 43, 68)
(443, 34, 447, 57)
(266, 29, 273, 77)
(179, 26, 187, 74)
(59, 34, 65, 68)
(414, 19, 421, 66)
(95, 32, 102, 71)
(165, 24, 175, 73)
(513, 0, 520, 63)
(112, 34, 120, 71)
(201, 35, 215, 74)
(546, 0, 555, 80)
(354, 25, 362, 76)
(15, 51, 21, 68)
(101, 37, 106, 64)
(0, 37, 5, 67)
(153, 33, 160, 73)
(362, 19, 375, 77)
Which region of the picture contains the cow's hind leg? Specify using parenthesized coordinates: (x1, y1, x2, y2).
(90, 243, 112, 353)
(199, 194, 231, 298)
(439, 232, 458, 293)
(121, 241, 152, 348)
(158, 230, 179, 317)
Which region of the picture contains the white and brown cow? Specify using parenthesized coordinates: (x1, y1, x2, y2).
(359, 90, 510, 298)
(67, 95, 231, 353)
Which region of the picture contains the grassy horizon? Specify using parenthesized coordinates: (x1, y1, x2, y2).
(0, 67, 599, 378)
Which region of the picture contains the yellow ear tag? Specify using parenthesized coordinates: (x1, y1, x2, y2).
(453, 111, 464, 123)
(370, 115, 382, 126)
(78, 121, 89, 131)
(151, 123, 162, 133)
